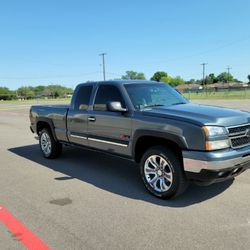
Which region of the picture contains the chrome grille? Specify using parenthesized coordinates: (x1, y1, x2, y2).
(227, 123, 250, 149)
(228, 124, 250, 135)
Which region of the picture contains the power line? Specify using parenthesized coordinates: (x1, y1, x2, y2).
(106, 72, 122, 77)
(99, 53, 107, 81)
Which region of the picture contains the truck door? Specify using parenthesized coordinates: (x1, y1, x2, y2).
(87, 84, 132, 156)
(67, 84, 93, 146)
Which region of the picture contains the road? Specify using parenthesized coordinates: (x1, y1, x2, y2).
(0, 100, 250, 249)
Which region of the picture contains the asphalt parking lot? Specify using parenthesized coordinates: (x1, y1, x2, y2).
(0, 100, 250, 250)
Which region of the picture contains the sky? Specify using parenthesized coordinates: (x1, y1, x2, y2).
(0, 0, 250, 90)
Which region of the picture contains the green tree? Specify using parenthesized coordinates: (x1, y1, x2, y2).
(0, 87, 15, 100)
(170, 76, 185, 86)
(1, 85, 73, 100)
(216, 72, 234, 83)
(160, 76, 172, 84)
(207, 73, 217, 84)
(34, 85, 46, 95)
(121, 70, 146, 80)
(161, 76, 185, 86)
(186, 79, 196, 85)
(17, 87, 35, 99)
(248, 74, 250, 83)
(34, 85, 73, 98)
(205, 76, 212, 85)
(150, 71, 168, 82)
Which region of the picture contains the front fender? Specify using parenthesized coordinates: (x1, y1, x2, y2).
(132, 129, 188, 159)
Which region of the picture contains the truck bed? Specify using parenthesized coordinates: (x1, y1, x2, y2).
(30, 105, 70, 142)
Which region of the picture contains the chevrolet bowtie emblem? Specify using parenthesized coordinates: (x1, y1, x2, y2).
(246, 129, 250, 138)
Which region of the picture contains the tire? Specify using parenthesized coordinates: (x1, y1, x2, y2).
(39, 128, 62, 159)
(140, 146, 189, 199)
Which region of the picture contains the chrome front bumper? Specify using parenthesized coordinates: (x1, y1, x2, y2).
(183, 146, 250, 173)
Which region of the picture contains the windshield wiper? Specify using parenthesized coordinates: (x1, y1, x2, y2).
(142, 104, 165, 109)
(171, 102, 187, 106)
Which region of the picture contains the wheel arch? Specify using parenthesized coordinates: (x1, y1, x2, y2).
(132, 130, 187, 163)
(36, 118, 58, 141)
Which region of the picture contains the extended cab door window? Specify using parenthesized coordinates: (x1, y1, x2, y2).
(74, 85, 93, 110)
(67, 85, 93, 146)
(93, 85, 126, 111)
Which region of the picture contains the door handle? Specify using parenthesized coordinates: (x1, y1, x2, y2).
(88, 116, 96, 122)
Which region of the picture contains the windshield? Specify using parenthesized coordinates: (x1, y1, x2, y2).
(125, 83, 188, 110)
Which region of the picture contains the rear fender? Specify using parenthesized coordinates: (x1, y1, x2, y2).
(36, 118, 58, 141)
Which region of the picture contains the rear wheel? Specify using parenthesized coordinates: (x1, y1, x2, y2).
(39, 128, 62, 159)
(140, 146, 188, 199)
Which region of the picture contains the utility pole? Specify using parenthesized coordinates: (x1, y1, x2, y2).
(99, 53, 107, 81)
(201, 63, 208, 93)
(226, 66, 232, 83)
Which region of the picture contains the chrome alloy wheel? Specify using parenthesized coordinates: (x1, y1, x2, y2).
(144, 155, 173, 192)
(40, 132, 52, 156)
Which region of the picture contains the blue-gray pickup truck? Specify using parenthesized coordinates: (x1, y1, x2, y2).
(30, 80, 250, 198)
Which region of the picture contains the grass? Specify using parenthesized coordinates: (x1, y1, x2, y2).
(183, 89, 250, 100)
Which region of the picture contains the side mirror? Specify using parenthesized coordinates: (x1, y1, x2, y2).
(107, 101, 127, 112)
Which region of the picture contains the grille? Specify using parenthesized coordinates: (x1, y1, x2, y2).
(231, 136, 250, 148)
(227, 123, 250, 149)
(228, 124, 250, 135)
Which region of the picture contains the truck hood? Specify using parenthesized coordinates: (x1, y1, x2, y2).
(142, 103, 250, 127)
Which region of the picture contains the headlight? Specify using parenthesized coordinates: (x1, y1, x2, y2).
(202, 126, 227, 137)
(202, 126, 229, 151)
(205, 139, 230, 151)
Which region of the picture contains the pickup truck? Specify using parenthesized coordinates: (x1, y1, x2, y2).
(30, 80, 250, 198)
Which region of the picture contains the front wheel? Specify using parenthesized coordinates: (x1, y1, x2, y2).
(140, 146, 188, 199)
(39, 128, 62, 159)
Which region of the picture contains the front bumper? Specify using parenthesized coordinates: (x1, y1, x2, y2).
(183, 145, 250, 184)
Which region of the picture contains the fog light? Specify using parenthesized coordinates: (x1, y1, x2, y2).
(218, 171, 226, 177)
(232, 168, 239, 174)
